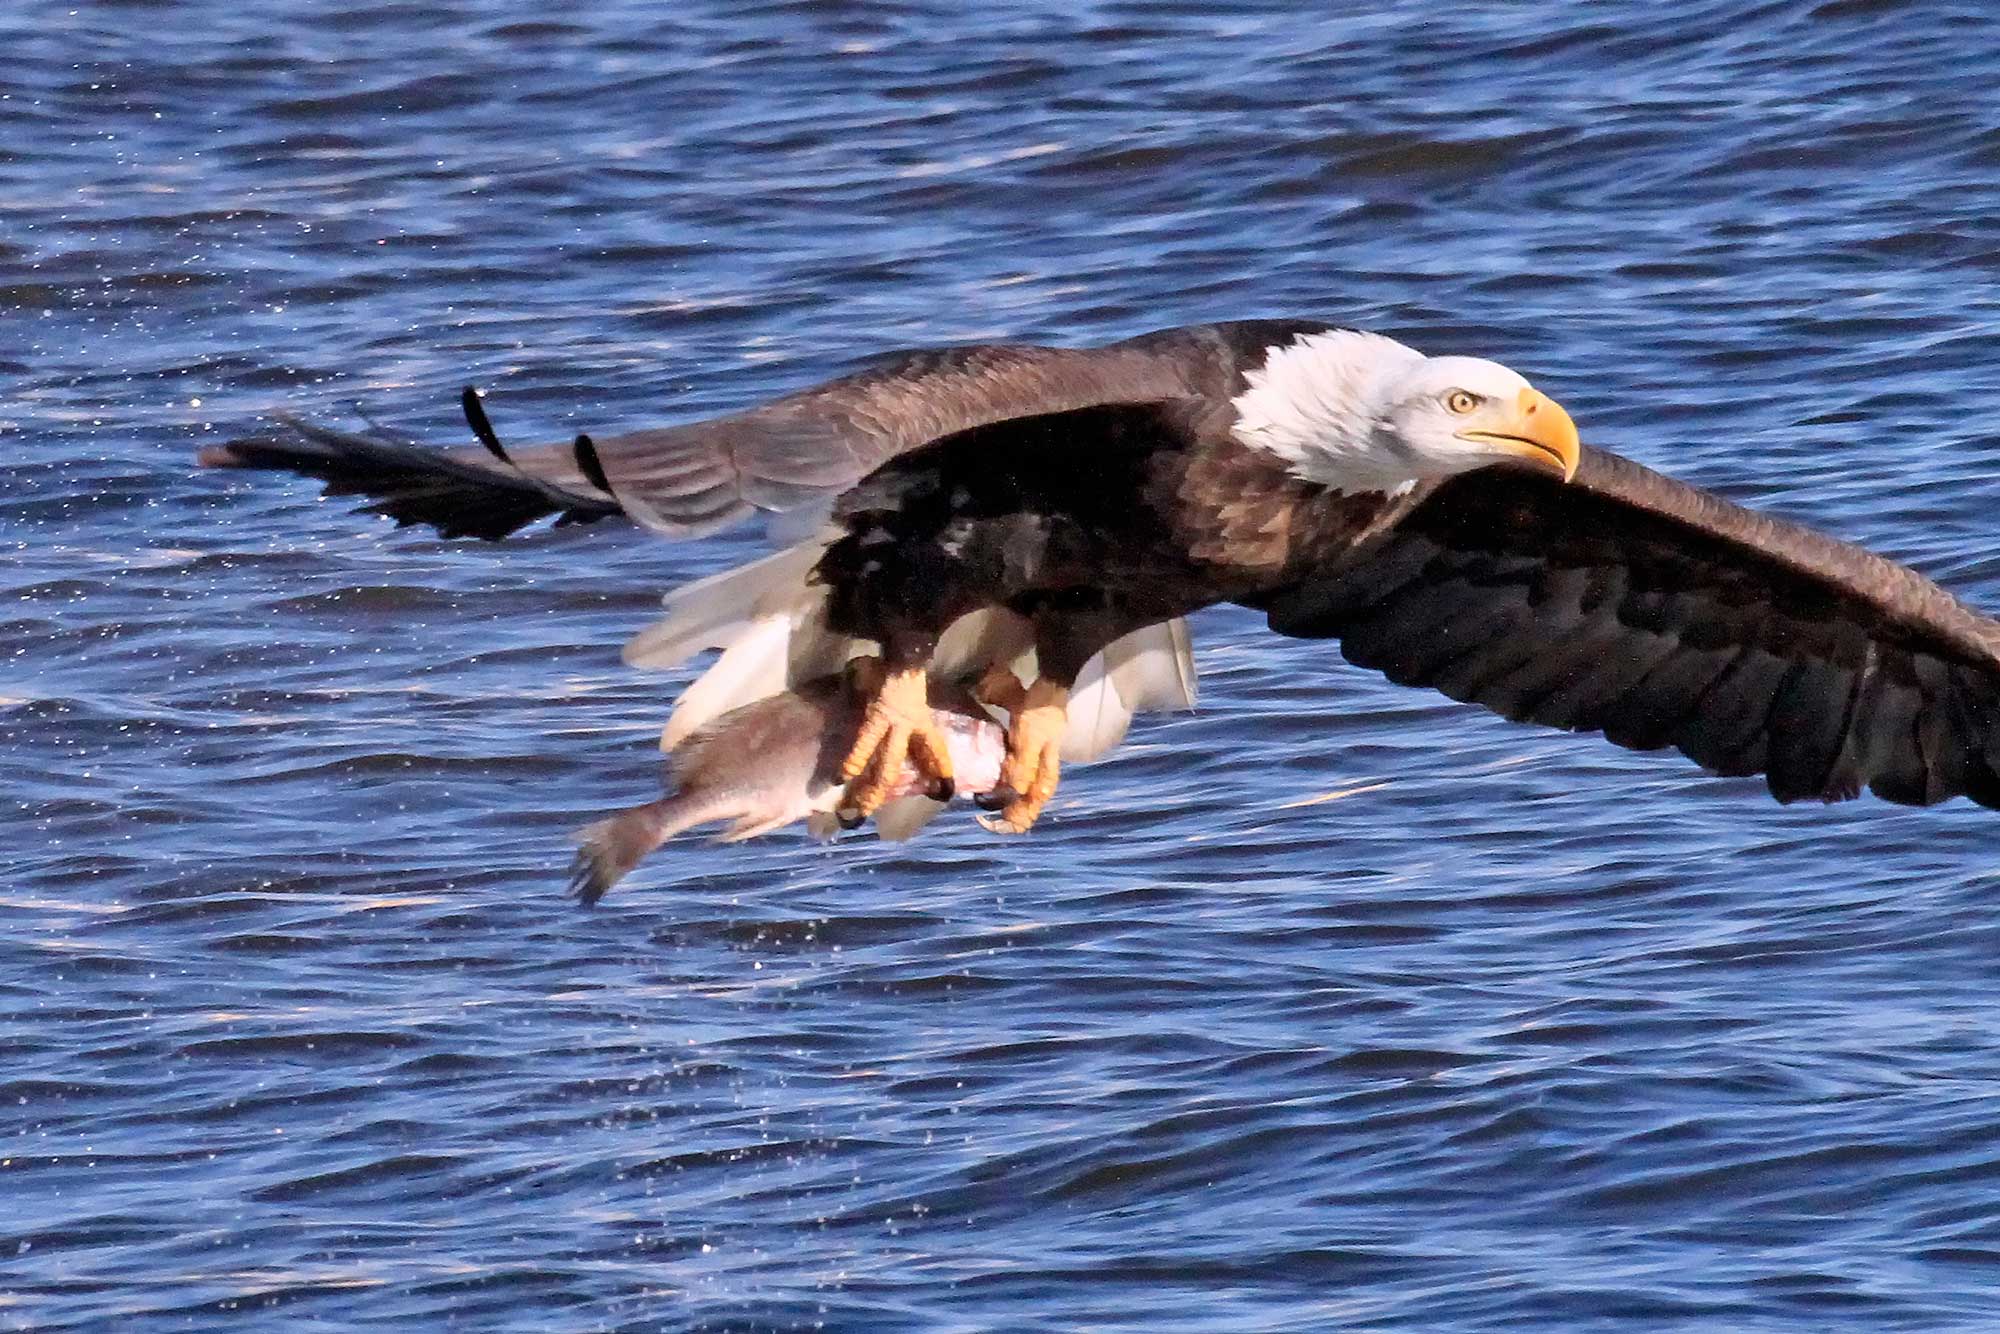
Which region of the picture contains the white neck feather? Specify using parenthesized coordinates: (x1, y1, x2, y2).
(1229, 329, 1425, 494)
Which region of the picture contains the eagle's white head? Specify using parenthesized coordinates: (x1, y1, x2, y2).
(1230, 329, 1580, 495)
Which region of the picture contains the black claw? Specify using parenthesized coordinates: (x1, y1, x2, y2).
(926, 776, 955, 803)
(973, 786, 1016, 811)
(836, 808, 866, 830)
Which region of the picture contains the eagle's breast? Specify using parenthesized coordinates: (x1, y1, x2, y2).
(1155, 403, 1405, 589)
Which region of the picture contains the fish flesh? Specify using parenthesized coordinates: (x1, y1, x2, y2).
(569, 670, 1008, 904)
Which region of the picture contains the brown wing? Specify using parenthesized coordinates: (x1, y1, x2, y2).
(200, 320, 1333, 540)
(587, 340, 1216, 535)
(1256, 447, 2000, 808)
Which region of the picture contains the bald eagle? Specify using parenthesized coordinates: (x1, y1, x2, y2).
(201, 318, 2000, 834)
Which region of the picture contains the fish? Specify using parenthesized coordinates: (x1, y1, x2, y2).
(568, 669, 1009, 904)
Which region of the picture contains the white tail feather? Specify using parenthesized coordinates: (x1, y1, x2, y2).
(1112, 617, 1198, 712)
(1063, 659, 1125, 765)
(623, 538, 865, 751)
(659, 616, 796, 750)
(1061, 619, 1199, 763)
(622, 542, 828, 672)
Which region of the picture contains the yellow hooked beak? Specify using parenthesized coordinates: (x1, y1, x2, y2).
(1458, 387, 1580, 481)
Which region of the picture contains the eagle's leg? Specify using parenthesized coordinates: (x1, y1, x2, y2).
(835, 641, 955, 826)
(972, 667, 1070, 834)
(972, 602, 1153, 833)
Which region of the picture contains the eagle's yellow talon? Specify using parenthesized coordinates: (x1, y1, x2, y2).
(837, 660, 954, 821)
(977, 678, 1069, 834)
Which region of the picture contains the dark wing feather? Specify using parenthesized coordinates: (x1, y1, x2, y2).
(196, 415, 621, 540)
(199, 320, 1331, 540)
(1257, 447, 2000, 809)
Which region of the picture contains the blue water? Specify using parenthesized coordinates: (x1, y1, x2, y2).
(7, 2, 2000, 1329)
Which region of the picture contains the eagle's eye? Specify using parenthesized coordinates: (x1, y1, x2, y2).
(1445, 390, 1479, 415)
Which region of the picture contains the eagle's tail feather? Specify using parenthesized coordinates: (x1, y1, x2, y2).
(1062, 619, 1199, 763)
(624, 540, 860, 751)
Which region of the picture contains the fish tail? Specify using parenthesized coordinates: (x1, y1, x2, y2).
(566, 792, 718, 906)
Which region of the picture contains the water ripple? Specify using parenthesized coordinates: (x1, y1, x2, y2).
(8, 0, 2000, 1329)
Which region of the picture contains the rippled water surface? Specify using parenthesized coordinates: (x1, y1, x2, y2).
(8, 2, 2000, 1329)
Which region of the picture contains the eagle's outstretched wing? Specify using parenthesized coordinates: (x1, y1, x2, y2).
(1257, 447, 2000, 808)
(199, 320, 1332, 539)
